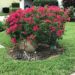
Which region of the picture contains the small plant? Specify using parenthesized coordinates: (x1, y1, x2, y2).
(6, 6, 70, 50)
(0, 21, 4, 32)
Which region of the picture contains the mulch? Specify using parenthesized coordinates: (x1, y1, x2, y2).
(9, 43, 64, 60)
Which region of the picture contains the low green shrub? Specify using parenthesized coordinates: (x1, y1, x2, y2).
(0, 22, 4, 32)
(33, 0, 58, 6)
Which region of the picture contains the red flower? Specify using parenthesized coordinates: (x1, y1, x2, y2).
(36, 15, 40, 19)
(56, 30, 63, 37)
(47, 13, 56, 17)
(44, 19, 51, 23)
(18, 24, 22, 30)
(24, 17, 34, 24)
(22, 31, 27, 35)
(57, 21, 61, 28)
(11, 24, 18, 32)
(33, 25, 39, 31)
(67, 17, 70, 21)
(56, 15, 61, 20)
(37, 7, 45, 17)
(6, 28, 11, 34)
(11, 38, 17, 44)
(37, 7, 45, 13)
(24, 6, 34, 14)
(54, 18, 58, 22)
(49, 26, 56, 32)
(48, 6, 61, 12)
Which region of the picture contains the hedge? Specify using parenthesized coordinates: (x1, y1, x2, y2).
(33, 0, 58, 6)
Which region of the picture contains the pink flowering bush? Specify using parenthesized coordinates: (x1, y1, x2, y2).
(6, 6, 70, 48)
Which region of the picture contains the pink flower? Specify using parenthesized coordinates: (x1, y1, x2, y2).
(49, 26, 56, 32)
(11, 24, 18, 32)
(48, 6, 61, 12)
(54, 19, 58, 22)
(37, 7, 45, 13)
(47, 13, 56, 17)
(33, 25, 39, 31)
(36, 15, 40, 19)
(24, 17, 34, 24)
(24, 7, 34, 14)
(44, 19, 51, 23)
(56, 30, 63, 37)
(57, 21, 61, 28)
(67, 17, 70, 21)
(37, 6, 45, 17)
(22, 31, 27, 35)
(6, 28, 11, 34)
(11, 38, 17, 43)
(56, 15, 61, 20)
(17, 24, 22, 30)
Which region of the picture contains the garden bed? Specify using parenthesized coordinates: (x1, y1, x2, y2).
(5, 6, 69, 61)
(9, 42, 64, 60)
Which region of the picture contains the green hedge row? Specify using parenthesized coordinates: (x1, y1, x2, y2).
(33, 0, 58, 6)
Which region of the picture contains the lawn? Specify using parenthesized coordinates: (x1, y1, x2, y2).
(0, 22, 75, 75)
(0, 12, 8, 16)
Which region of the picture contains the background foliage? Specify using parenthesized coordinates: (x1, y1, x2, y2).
(33, 0, 58, 6)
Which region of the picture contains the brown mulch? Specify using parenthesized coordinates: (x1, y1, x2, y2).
(9, 43, 64, 60)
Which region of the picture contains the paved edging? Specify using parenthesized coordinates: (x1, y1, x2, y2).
(71, 73, 75, 75)
(0, 16, 5, 21)
(0, 45, 5, 48)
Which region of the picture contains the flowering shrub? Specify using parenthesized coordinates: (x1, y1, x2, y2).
(6, 6, 70, 48)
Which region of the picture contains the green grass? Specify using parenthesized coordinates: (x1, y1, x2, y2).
(0, 12, 8, 16)
(0, 31, 13, 47)
(0, 22, 75, 75)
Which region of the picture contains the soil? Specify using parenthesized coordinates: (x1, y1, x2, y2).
(9, 43, 64, 60)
